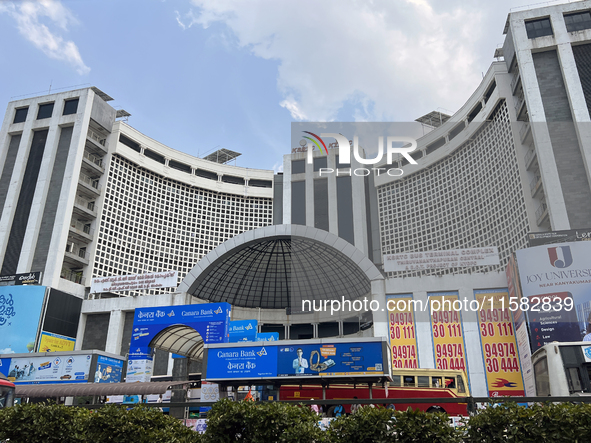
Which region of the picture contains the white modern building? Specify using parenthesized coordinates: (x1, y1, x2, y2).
(1, 1, 591, 398)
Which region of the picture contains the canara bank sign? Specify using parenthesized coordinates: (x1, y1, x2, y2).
(294, 130, 418, 177)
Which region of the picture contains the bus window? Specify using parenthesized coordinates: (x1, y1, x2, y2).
(403, 376, 415, 387)
(417, 376, 429, 388)
(432, 377, 442, 388)
(390, 375, 401, 387)
(445, 377, 456, 389)
(457, 376, 465, 394)
(567, 367, 583, 393)
(534, 357, 550, 396)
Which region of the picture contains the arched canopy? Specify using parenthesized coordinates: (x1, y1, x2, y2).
(149, 325, 204, 360)
(178, 225, 383, 310)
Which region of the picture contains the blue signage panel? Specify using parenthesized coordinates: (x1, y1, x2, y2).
(229, 320, 257, 342)
(276, 342, 384, 377)
(0, 286, 46, 354)
(131, 303, 231, 350)
(206, 345, 278, 378)
(255, 332, 279, 342)
(95, 355, 124, 383)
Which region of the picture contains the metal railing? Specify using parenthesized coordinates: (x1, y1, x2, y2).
(524, 148, 536, 167)
(520, 121, 531, 142)
(83, 151, 104, 169)
(65, 243, 87, 259)
(536, 201, 548, 224)
(514, 95, 525, 115)
(87, 129, 108, 150)
(60, 268, 85, 285)
(70, 219, 94, 237)
(529, 174, 541, 194)
(511, 68, 520, 92)
(79, 173, 100, 191)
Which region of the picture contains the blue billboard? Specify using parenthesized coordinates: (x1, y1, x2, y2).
(131, 302, 231, 352)
(229, 320, 257, 342)
(0, 286, 46, 355)
(205, 340, 387, 380)
(255, 332, 279, 342)
(95, 355, 124, 383)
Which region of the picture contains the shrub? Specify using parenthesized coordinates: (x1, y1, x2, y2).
(327, 406, 395, 443)
(202, 399, 325, 443)
(0, 402, 90, 443)
(392, 407, 462, 443)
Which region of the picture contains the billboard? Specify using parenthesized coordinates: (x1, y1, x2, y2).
(515, 242, 591, 353)
(384, 247, 499, 272)
(428, 292, 468, 372)
(126, 352, 153, 383)
(229, 320, 257, 342)
(204, 339, 388, 381)
(255, 332, 279, 342)
(37, 332, 76, 353)
(0, 285, 46, 354)
(474, 289, 525, 397)
(386, 294, 418, 369)
(90, 271, 178, 294)
(0, 354, 92, 384)
(527, 229, 591, 247)
(95, 355, 124, 383)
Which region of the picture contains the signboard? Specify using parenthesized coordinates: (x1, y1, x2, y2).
(95, 355, 124, 383)
(131, 302, 231, 351)
(0, 272, 42, 285)
(255, 332, 279, 342)
(507, 255, 535, 397)
(474, 289, 525, 397)
(0, 354, 92, 384)
(90, 271, 178, 294)
(515, 242, 591, 353)
(37, 332, 76, 353)
(384, 247, 499, 272)
(126, 352, 153, 383)
(386, 295, 418, 369)
(527, 229, 591, 247)
(229, 320, 257, 342)
(428, 292, 468, 372)
(0, 285, 46, 354)
(205, 340, 387, 380)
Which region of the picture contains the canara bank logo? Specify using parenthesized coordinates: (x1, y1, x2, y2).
(257, 347, 267, 357)
(492, 378, 517, 388)
(584, 347, 591, 360)
(214, 307, 222, 314)
(168, 310, 175, 317)
(548, 246, 573, 268)
(300, 131, 418, 176)
(245, 323, 253, 331)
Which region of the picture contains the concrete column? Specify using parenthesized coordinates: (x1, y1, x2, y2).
(167, 353, 174, 377)
(283, 154, 292, 223)
(305, 155, 314, 227)
(371, 279, 388, 338)
(74, 313, 87, 351)
(327, 153, 338, 235)
(170, 358, 189, 419)
(414, 291, 435, 368)
(458, 287, 487, 397)
(105, 309, 125, 355)
(338, 321, 343, 337)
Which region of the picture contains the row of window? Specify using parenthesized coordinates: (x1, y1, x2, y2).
(13, 98, 79, 124)
(526, 10, 591, 39)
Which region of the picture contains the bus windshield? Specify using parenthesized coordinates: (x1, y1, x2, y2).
(0, 385, 15, 409)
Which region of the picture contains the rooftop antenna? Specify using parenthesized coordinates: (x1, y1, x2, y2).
(48, 80, 52, 94)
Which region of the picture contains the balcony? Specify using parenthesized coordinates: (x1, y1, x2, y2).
(69, 219, 94, 243)
(524, 148, 537, 170)
(520, 121, 531, 144)
(64, 243, 89, 266)
(515, 95, 525, 116)
(61, 268, 85, 286)
(82, 151, 104, 174)
(73, 196, 97, 219)
(78, 172, 101, 197)
(536, 201, 549, 226)
(511, 69, 521, 94)
(530, 174, 543, 197)
(86, 129, 108, 153)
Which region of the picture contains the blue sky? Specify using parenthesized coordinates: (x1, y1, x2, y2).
(0, 0, 553, 171)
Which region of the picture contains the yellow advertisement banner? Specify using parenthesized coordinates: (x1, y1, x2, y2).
(387, 295, 418, 369)
(37, 332, 76, 353)
(474, 289, 524, 397)
(429, 292, 467, 372)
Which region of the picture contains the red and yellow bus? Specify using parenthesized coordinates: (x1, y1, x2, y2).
(279, 368, 469, 415)
(0, 372, 15, 409)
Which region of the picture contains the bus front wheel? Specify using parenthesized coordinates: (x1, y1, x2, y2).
(426, 406, 445, 413)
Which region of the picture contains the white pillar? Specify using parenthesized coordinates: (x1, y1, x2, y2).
(105, 309, 125, 355)
(74, 313, 87, 351)
(371, 279, 388, 337)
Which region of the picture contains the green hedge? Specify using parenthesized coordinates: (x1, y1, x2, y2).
(3, 400, 591, 443)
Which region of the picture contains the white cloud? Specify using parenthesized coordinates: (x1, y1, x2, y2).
(181, 0, 517, 121)
(272, 161, 283, 173)
(0, 348, 15, 354)
(0, 0, 89, 75)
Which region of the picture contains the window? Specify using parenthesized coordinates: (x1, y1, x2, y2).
(13, 107, 28, 124)
(534, 357, 550, 396)
(390, 375, 401, 387)
(292, 159, 305, 174)
(457, 376, 466, 394)
(445, 377, 456, 389)
(37, 102, 54, 120)
(567, 367, 583, 393)
(417, 376, 429, 387)
(313, 156, 327, 172)
(525, 18, 553, 39)
(403, 375, 415, 387)
(63, 98, 79, 115)
(565, 11, 591, 32)
(431, 377, 442, 388)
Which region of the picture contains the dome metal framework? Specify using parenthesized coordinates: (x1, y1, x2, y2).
(178, 225, 383, 311)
